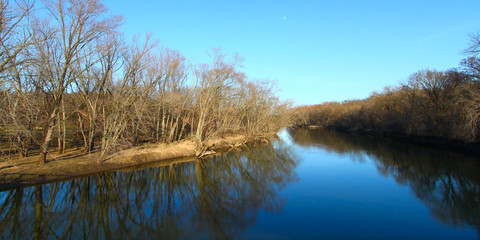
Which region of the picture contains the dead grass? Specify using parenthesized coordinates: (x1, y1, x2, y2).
(0, 133, 269, 191)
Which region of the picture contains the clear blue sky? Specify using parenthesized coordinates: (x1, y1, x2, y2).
(102, 0, 480, 106)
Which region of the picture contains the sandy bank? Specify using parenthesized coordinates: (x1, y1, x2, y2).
(0, 134, 274, 191)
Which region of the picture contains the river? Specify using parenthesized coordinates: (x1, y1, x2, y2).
(0, 128, 479, 239)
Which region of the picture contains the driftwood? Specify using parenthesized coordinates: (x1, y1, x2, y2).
(196, 150, 216, 158)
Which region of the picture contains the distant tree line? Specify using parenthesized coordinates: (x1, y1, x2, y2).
(294, 31, 480, 144)
(0, 0, 290, 163)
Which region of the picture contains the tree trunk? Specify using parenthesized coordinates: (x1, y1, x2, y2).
(57, 112, 62, 153)
(195, 111, 206, 155)
(87, 111, 96, 153)
(61, 99, 66, 152)
(161, 105, 166, 141)
(155, 109, 160, 141)
(78, 113, 88, 150)
(178, 120, 186, 141)
(39, 106, 59, 164)
(56, 99, 66, 154)
(168, 115, 180, 142)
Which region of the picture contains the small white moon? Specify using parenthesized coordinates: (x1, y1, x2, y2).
(283, 16, 287, 20)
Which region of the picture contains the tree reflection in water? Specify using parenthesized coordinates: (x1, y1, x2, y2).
(290, 128, 480, 234)
(0, 140, 299, 239)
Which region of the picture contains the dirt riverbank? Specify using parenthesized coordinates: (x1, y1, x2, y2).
(0, 134, 273, 191)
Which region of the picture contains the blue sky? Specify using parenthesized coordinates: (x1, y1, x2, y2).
(102, 0, 480, 106)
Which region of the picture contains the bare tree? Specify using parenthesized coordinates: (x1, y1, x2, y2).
(193, 49, 245, 155)
(0, 1, 291, 162)
(457, 83, 480, 142)
(464, 31, 480, 57)
(0, 0, 43, 157)
(35, 0, 121, 163)
(0, 0, 35, 75)
(99, 35, 155, 161)
(73, 32, 123, 153)
(457, 31, 480, 141)
(139, 48, 188, 143)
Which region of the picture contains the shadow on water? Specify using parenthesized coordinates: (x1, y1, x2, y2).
(289, 128, 480, 234)
(0, 140, 299, 239)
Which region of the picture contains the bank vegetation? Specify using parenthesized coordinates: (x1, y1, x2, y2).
(294, 31, 480, 146)
(0, 0, 290, 164)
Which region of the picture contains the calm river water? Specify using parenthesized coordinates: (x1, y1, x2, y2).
(1, 128, 479, 239)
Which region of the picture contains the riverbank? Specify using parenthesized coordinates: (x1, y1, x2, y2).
(0, 133, 276, 191)
(292, 125, 480, 158)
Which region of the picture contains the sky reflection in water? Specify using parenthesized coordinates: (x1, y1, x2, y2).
(1, 128, 479, 239)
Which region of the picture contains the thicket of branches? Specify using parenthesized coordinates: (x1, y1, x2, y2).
(294, 31, 480, 144)
(0, 0, 290, 163)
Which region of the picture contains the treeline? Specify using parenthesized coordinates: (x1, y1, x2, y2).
(0, 0, 290, 163)
(294, 32, 480, 144)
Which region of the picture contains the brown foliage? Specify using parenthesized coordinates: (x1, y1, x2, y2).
(293, 69, 476, 142)
(294, 31, 480, 144)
